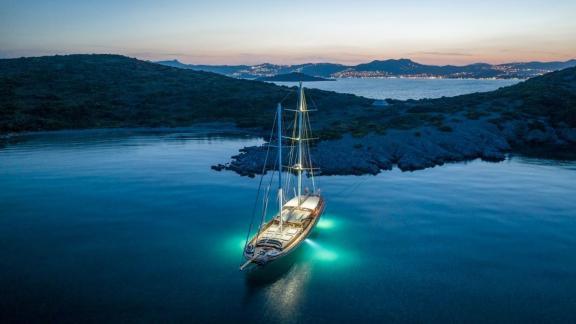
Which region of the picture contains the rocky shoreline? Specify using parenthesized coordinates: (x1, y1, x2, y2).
(214, 66, 576, 177)
(213, 118, 576, 177)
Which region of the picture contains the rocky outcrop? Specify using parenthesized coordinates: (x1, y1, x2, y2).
(215, 119, 576, 176)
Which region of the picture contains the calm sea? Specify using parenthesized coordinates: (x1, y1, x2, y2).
(1, 79, 575, 323)
(273, 78, 520, 100)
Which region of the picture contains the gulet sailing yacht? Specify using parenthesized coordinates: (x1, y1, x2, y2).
(240, 83, 325, 270)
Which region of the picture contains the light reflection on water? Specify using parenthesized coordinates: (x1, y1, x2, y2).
(263, 262, 312, 323)
(1, 129, 576, 323)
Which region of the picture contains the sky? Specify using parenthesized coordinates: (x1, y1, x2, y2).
(1, 0, 575, 65)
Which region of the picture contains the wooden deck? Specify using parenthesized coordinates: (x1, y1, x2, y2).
(242, 194, 325, 268)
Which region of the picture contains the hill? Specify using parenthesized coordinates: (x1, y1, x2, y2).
(256, 72, 334, 82)
(154, 60, 348, 79)
(155, 59, 252, 76)
(395, 66, 576, 128)
(0, 55, 371, 133)
(156, 58, 576, 79)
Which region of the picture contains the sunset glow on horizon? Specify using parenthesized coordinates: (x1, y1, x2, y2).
(1, 0, 575, 65)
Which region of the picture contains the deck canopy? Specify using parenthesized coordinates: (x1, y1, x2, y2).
(284, 195, 320, 210)
(301, 196, 320, 210)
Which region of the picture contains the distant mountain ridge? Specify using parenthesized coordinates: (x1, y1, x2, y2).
(155, 58, 576, 80)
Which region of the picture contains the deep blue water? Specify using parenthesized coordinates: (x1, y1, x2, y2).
(1, 129, 575, 323)
(273, 78, 520, 100)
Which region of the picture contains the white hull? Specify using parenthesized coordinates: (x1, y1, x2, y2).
(241, 195, 325, 269)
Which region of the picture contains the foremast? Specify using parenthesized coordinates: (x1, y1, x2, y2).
(297, 82, 305, 204)
(277, 103, 284, 231)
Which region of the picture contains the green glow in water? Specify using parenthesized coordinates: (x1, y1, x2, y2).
(316, 213, 344, 231)
(317, 218, 335, 229)
(238, 239, 247, 250)
(222, 213, 355, 267)
(221, 234, 247, 256)
(305, 239, 339, 262)
(315, 249, 338, 261)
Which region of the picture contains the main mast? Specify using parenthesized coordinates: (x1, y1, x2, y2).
(297, 82, 304, 204)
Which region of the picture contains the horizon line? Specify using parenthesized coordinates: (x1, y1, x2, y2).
(155, 56, 576, 67)
(2, 52, 575, 67)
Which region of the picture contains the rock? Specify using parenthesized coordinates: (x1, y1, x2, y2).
(211, 164, 226, 171)
(219, 119, 573, 176)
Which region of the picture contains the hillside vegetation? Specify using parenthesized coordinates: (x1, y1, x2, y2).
(335, 66, 576, 137)
(0, 55, 371, 133)
(1, 54, 575, 145)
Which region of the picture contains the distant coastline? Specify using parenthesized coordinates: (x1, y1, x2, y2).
(155, 58, 576, 80)
(333, 76, 524, 81)
(257, 72, 334, 82)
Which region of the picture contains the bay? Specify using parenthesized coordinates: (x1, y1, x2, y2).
(273, 78, 520, 100)
(1, 129, 575, 323)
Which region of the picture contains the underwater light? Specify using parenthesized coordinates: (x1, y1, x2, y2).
(305, 238, 319, 248)
(239, 239, 247, 250)
(305, 239, 338, 262)
(315, 249, 338, 261)
(317, 218, 335, 229)
(224, 235, 247, 253)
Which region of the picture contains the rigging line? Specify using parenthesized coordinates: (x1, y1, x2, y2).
(306, 91, 320, 111)
(257, 119, 280, 243)
(306, 92, 322, 184)
(283, 132, 294, 197)
(282, 111, 291, 193)
(333, 175, 373, 197)
(347, 176, 373, 195)
(280, 107, 290, 197)
(285, 108, 299, 194)
(241, 108, 278, 263)
(279, 88, 296, 105)
(304, 109, 317, 191)
(260, 183, 271, 231)
(260, 153, 278, 245)
(300, 108, 313, 190)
